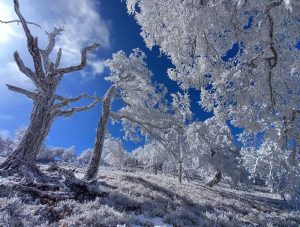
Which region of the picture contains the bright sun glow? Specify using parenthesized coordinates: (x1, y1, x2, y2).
(0, 2, 21, 43)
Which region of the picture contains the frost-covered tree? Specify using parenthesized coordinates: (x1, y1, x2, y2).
(0, 0, 99, 174)
(84, 49, 172, 180)
(126, 0, 300, 145)
(187, 117, 248, 186)
(0, 136, 14, 157)
(241, 140, 300, 207)
(78, 148, 93, 165)
(104, 50, 191, 183)
(130, 141, 172, 174)
(127, 0, 300, 197)
(104, 50, 209, 182)
(36, 146, 65, 163)
(103, 134, 126, 167)
(61, 146, 77, 163)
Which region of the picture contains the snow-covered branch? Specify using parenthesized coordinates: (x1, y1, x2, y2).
(41, 28, 64, 72)
(110, 112, 173, 130)
(6, 84, 37, 100)
(0, 19, 41, 28)
(14, 0, 43, 77)
(57, 42, 100, 74)
(56, 100, 99, 117)
(13, 51, 36, 85)
(53, 93, 102, 109)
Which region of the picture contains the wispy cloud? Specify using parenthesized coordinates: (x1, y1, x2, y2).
(44, 0, 110, 77)
(0, 130, 10, 138)
(0, 61, 35, 105)
(0, 0, 110, 105)
(81, 60, 106, 80)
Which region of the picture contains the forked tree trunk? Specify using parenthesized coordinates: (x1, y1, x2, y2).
(84, 86, 115, 181)
(0, 95, 55, 172)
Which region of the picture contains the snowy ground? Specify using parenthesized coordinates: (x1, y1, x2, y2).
(0, 158, 299, 226)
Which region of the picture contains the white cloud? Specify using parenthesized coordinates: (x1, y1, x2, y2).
(80, 59, 106, 81)
(45, 0, 110, 71)
(0, 130, 10, 138)
(0, 1, 23, 43)
(89, 60, 106, 75)
(0, 62, 34, 89)
(1, 0, 110, 69)
(0, 61, 35, 105)
(0, 0, 110, 105)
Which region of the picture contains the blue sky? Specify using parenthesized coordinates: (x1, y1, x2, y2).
(0, 0, 213, 154)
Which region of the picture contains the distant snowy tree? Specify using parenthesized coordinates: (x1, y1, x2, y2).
(241, 140, 300, 207)
(78, 148, 93, 165)
(103, 134, 126, 167)
(187, 117, 248, 186)
(0, 0, 99, 174)
(36, 146, 65, 163)
(62, 146, 77, 163)
(131, 141, 173, 174)
(0, 136, 14, 157)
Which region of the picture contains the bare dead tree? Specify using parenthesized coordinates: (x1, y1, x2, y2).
(84, 86, 115, 181)
(0, 0, 100, 175)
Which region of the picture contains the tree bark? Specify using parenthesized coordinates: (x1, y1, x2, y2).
(0, 95, 55, 172)
(84, 86, 115, 181)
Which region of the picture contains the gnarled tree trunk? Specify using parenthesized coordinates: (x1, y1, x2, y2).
(0, 95, 55, 172)
(84, 86, 115, 181)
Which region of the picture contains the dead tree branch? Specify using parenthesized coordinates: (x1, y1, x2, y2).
(41, 28, 64, 72)
(53, 93, 102, 109)
(0, 19, 41, 28)
(14, 0, 44, 77)
(56, 100, 99, 117)
(13, 51, 37, 84)
(57, 42, 100, 74)
(6, 84, 37, 100)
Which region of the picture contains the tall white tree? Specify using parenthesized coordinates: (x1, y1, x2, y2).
(84, 49, 172, 180)
(127, 0, 300, 196)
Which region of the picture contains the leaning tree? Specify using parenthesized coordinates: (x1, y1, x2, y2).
(84, 49, 179, 180)
(85, 49, 202, 183)
(0, 0, 99, 174)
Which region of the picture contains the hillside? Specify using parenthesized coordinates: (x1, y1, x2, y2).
(0, 158, 299, 227)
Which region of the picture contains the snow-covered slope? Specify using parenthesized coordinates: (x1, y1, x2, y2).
(0, 161, 299, 226)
